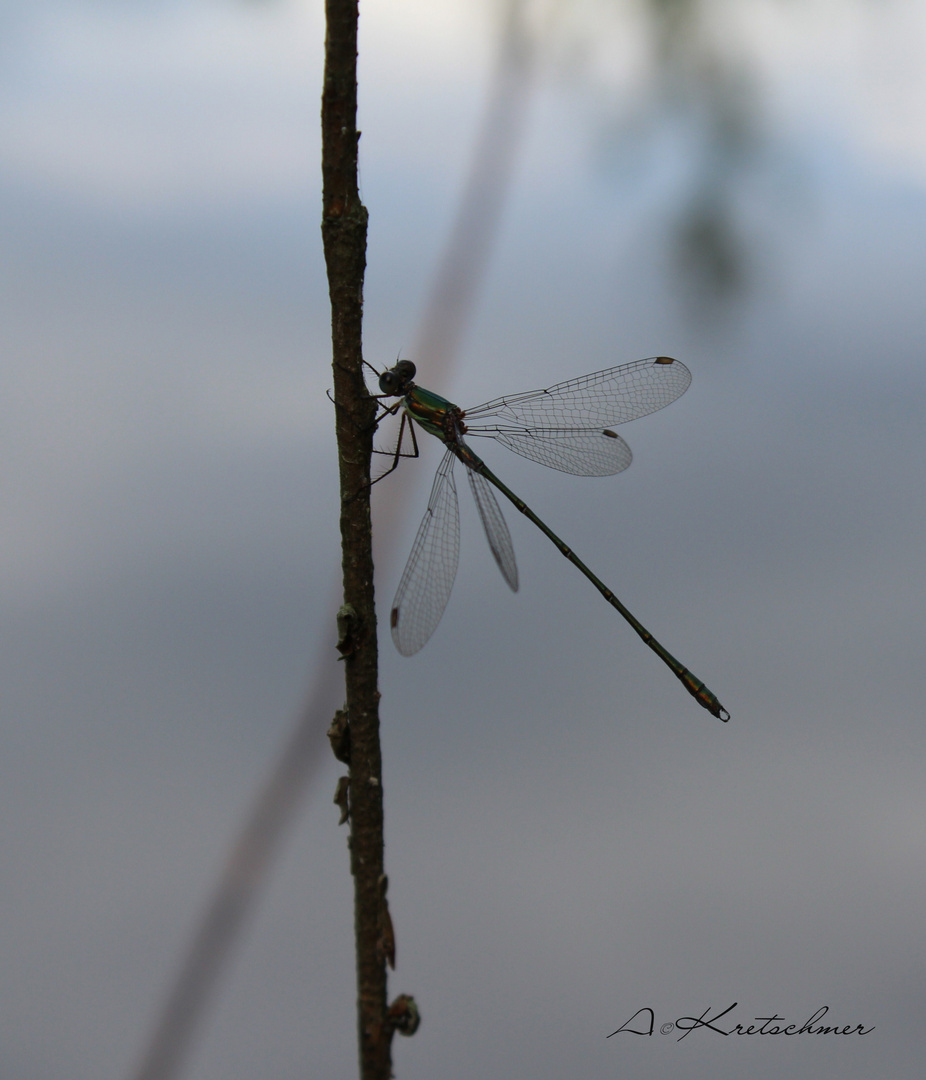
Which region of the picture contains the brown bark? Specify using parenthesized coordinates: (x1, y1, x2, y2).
(321, 2, 390, 1078)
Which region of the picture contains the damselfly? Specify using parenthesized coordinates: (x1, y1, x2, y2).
(375, 357, 728, 721)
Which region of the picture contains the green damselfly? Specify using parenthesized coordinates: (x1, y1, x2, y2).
(376, 357, 728, 721)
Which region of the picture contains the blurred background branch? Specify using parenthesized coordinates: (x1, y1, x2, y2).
(128, 1, 538, 1077)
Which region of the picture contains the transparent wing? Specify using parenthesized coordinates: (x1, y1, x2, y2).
(464, 356, 691, 430)
(390, 449, 460, 656)
(465, 464, 518, 591)
(466, 426, 632, 476)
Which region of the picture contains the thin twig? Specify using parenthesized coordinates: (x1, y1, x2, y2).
(321, 2, 391, 1079)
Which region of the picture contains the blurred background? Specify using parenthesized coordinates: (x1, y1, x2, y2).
(2, 1, 924, 1077)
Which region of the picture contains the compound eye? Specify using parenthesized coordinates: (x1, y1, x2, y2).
(379, 371, 399, 395)
(379, 360, 416, 395)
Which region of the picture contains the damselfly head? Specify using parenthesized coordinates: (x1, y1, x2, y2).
(379, 359, 416, 396)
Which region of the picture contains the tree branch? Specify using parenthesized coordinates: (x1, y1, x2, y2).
(321, 3, 390, 1078)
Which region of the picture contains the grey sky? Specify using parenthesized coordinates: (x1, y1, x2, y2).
(1, 2, 924, 1078)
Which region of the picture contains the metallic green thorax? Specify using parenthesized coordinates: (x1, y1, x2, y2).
(404, 385, 460, 439)
(404, 385, 486, 472)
